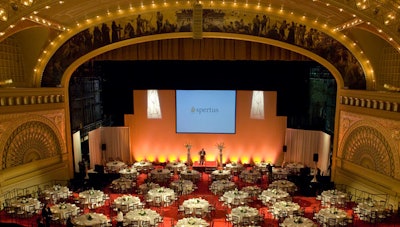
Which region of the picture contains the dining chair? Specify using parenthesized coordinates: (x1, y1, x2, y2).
(241, 216, 251, 226)
(129, 220, 140, 227)
(194, 207, 203, 218)
(184, 206, 192, 217)
(153, 196, 163, 207)
(141, 220, 151, 227)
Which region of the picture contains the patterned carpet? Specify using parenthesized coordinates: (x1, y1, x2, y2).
(1, 168, 400, 227)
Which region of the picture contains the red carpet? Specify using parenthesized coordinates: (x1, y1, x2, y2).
(1, 168, 400, 227)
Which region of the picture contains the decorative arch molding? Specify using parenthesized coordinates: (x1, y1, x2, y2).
(61, 35, 343, 89)
(0, 113, 65, 169)
(38, 8, 366, 89)
(338, 111, 400, 179)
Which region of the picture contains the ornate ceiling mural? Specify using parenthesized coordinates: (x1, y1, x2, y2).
(41, 9, 365, 90)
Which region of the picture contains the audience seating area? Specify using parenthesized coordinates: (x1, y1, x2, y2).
(1, 161, 399, 227)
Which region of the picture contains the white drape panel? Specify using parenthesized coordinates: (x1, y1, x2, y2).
(285, 128, 331, 175)
(88, 128, 102, 169)
(73, 131, 82, 173)
(101, 127, 130, 162)
(88, 127, 130, 168)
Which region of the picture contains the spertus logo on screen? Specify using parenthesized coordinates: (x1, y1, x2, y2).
(190, 106, 219, 114)
(176, 90, 236, 134)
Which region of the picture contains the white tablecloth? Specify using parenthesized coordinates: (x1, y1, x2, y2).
(211, 169, 231, 181)
(182, 198, 210, 214)
(43, 185, 71, 202)
(50, 203, 79, 220)
(78, 189, 104, 206)
(230, 206, 259, 223)
(176, 217, 209, 227)
(209, 180, 236, 195)
(316, 207, 348, 224)
(106, 161, 127, 173)
(147, 187, 176, 205)
(221, 189, 249, 205)
(270, 201, 301, 218)
(281, 216, 317, 227)
(125, 209, 162, 225)
(72, 212, 109, 227)
(269, 180, 297, 193)
(258, 188, 290, 205)
(170, 179, 195, 195)
(119, 167, 138, 179)
(179, 169, 201, 182)
(113, 195, 143, 211)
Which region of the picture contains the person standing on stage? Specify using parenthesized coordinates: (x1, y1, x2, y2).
(199, 148, 206, 165)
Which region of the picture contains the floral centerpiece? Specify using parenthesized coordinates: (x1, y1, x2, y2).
(184, 143, 192, 150)
(59, 202, 67, 209)
(87, 214, 93, 220)
(240, 208, 247, 213)
(138, 210, 146, 216)
(157, 188, 165, 193)
(187, 218, 196, 225)
(217, 142, 225, 151)
(294, 217, 303, 224)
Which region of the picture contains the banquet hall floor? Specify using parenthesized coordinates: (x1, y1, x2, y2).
(1, 167, 400, 227)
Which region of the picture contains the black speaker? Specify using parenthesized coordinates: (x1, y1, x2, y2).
(283, 145, 287, 152)
(313, 153, 319, 162)
(101, 144, 106, 151)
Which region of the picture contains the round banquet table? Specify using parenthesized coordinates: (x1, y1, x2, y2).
(42, 185, 71, 203)
(113, 195, 143, 211)
(209, 179, 236, 195)
(176, 217, 209, 227)
(106, 161, 127, 173)
(239, 169, 262, 183)
(166, 162, 187, 173)
(147, 187, 176, 206)
(320, 189, 347, 206)
(182, 198, 210, 214)
(119, 167, 138, 179)
(281, 216, 317, 227)
(170, 179, 195, 195)
(78, 189, 105, 208)
(50, 202, 79, 220)
(221, 189, 250, 206)
(230, 206, 259, 223)
(179, 169, 201, 182)
(270, 201, 301, 219)
(269, 180, 297, 194)
(72, 212, 109, 227)
(211, 169, 231, 181)
(258, 188, 290, 205)
(316, 207, 348, 225)
(149, 169, 172, 183)
(124, 209, 162, 226)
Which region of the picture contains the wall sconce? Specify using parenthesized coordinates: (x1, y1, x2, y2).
(0, 7, 8, 21)
(20, 0, 34, 7)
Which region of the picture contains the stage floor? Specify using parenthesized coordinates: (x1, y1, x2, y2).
(192, 161, 218, 173)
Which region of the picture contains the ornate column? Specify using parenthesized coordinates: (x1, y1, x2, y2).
(217, 142, 225, 168)
(219, 149, 223, 168)
(185, 143, 192, 167)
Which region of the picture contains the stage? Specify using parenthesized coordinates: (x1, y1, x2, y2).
(192, 161, 218, 173)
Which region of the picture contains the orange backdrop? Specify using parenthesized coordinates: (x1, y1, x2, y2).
(125, 90, 287, 165)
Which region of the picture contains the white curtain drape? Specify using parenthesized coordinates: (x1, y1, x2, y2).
(285, 128, 331, 175)
(88, 127, 130, 169)
(72, 131, 82, 173)
(88, 128, 102, 169)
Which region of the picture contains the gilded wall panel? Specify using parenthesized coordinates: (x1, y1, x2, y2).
(0, 109, 66, 169)
(337, 111, 400, 179)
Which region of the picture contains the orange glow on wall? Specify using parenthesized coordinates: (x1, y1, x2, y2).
(125, 90, 287, 166)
